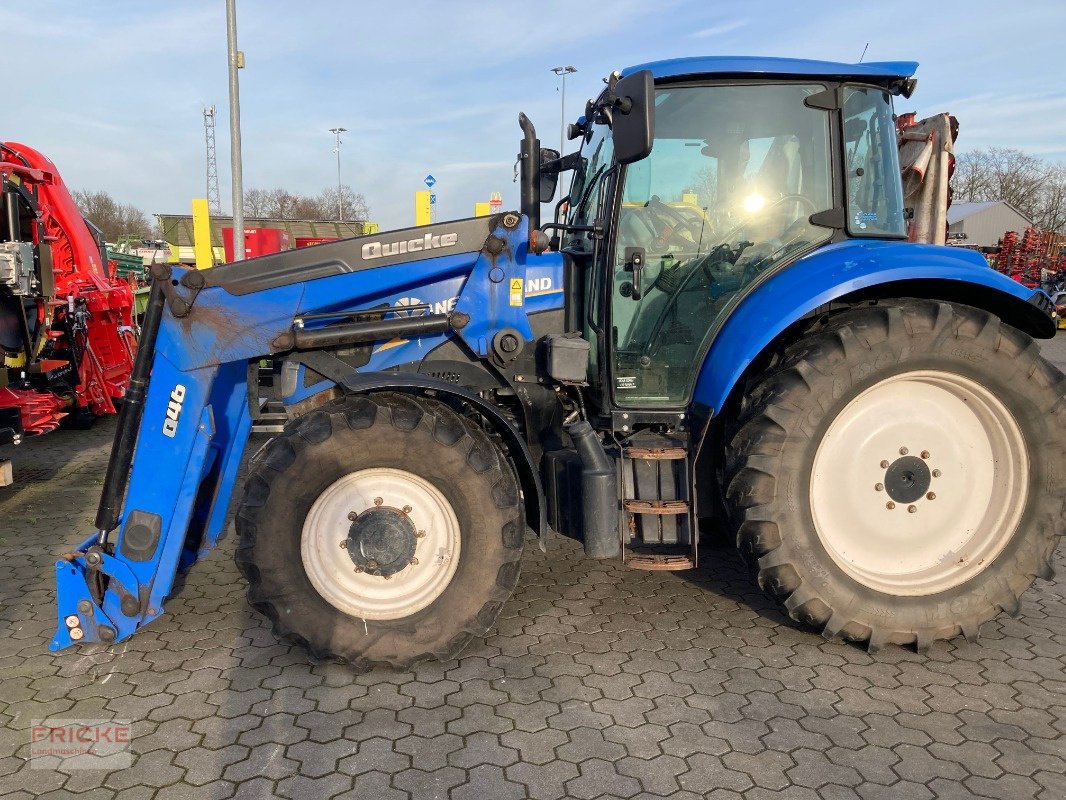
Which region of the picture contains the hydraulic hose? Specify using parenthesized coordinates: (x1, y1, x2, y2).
(94, 279, 165, 537)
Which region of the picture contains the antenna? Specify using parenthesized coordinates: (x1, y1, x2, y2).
(858, 42, 869, 63)
(203, 106, 222, 215)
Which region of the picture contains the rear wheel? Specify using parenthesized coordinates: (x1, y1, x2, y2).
(726, 299, 1066, 651)
(235, 392, 524, 668)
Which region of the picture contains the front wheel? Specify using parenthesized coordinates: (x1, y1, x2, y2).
(235, 392, 524, 668)
(726, 299, 1066, 651)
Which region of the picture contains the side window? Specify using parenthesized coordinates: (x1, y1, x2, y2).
(569, 125, 614, 387)
(567, 127, 613, 236)
(842, 87, 907, 237)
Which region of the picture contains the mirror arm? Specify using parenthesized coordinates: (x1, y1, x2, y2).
(540, 151, 583, 175)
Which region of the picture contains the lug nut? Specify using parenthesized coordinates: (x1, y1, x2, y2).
(874, 483, 884, 492)
(899, 447, 909, 455)
(347, 511, 359, 521)
(932, 469, 942, 478)
(374, 497, 384, 506)
(340, 540, 348, 549)
(880, 460, 890, 469)
(77, 600, 93, 615)
(920, 450, 930, 459)
(354, 566, 363, 573)
(382, 573, 391, 580)
(908, 505, 917, 513)
(366, 559, 378, 569)
(409, 557, 419, 566)
(927, 492, 936, 500)
(416, 530, 426, 539)
(886, 501, 896, 510)
(402, 505, 413, 514)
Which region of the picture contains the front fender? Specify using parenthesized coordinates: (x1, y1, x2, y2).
(693, 239, 1053, 415)
(284, 356, 546, 543)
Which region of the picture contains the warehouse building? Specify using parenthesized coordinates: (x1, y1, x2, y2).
(946, 201, 1031, 248)
(155, 214, 379, 264)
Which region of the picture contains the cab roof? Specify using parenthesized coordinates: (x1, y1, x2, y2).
(622, 56, 918, 84)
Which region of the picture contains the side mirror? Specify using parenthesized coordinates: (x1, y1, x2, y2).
(539, 148, 560, 202)
(611, 70, 654, 165)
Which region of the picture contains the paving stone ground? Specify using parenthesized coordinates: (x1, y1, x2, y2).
(0, 335, 1064, 799)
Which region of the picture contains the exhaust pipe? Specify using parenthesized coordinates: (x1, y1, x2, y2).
(568, 421, 619, 559)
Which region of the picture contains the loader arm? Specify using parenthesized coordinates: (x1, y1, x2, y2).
(51, 212, 559, 650)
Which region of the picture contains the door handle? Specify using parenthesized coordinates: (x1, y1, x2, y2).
(624, 246, 645, 300)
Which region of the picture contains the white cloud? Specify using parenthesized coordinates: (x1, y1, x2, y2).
(5, 0, 1064, 229)
(691, 19, 747, 38)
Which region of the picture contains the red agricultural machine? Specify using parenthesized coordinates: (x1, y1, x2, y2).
(987, 226, 1065, 288)
(1, 142, 136, 458)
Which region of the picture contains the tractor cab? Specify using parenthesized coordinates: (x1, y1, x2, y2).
(552, 58, 916, 415)
(531, 58, 921, 569)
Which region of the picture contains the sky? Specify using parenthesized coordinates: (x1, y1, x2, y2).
(4, 0, 1064, 231)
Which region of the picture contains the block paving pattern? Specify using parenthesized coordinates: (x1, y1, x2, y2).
(1, 336, 1065, 799)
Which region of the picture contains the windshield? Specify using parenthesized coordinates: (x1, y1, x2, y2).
(610, 82, 834, 406)
(843, 86, 906, 237)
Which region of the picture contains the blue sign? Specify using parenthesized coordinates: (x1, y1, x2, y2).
(424, 174, 436, 188)
(430, 194, 437, 205)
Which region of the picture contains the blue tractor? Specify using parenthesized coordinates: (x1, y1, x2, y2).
(52, 57, 1064, 665)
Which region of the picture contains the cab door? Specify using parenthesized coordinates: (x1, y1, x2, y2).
(606, 82, 835, 409)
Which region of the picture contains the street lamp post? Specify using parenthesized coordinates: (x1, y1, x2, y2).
(329, 127, 347, 221)
(550, 66, 577, 157)
(226, 0, 245, 258)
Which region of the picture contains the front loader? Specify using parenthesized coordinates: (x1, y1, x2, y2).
(53, 56, 1065, 666)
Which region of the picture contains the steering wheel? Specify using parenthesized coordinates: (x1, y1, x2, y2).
(638, 194, 820, 359)
(713, 193, 819, 250)
(644, 196, 709, 249)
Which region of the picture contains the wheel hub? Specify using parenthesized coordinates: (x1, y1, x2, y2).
(346, 507, 417, 577)
(883, 455, 931, 504)
(301, 467, 462, 620)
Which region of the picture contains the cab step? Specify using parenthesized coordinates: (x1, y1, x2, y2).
(619, 434, 698, 571)
(623, 499, 689, 515)
(624, 446, 687, 461)
(626, 553, 695, 571)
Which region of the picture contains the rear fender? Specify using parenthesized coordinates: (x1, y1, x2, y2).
(692, 239, 1054, 416)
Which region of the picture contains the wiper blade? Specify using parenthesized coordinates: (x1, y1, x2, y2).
(574, 164, 607, 220)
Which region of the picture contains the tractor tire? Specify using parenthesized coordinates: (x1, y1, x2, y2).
(235, 392, 524, 668)
(725, 299, 1066, 652)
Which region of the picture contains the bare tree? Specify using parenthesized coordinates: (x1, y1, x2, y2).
(242, 185, 372, 222)
(318, 185, 371, 221)
(72, 190, 153, 242)
(1035, 163, 1066, 233)
(243, 188, 271, 218)
(954, 147, 1066, 231)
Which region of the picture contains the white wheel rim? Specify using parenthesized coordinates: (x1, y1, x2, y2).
(301, 467, 461, 620)
(810, 370, 1028, 596)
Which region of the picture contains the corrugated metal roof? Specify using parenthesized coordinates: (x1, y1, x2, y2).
(155, 214, 377, 248)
